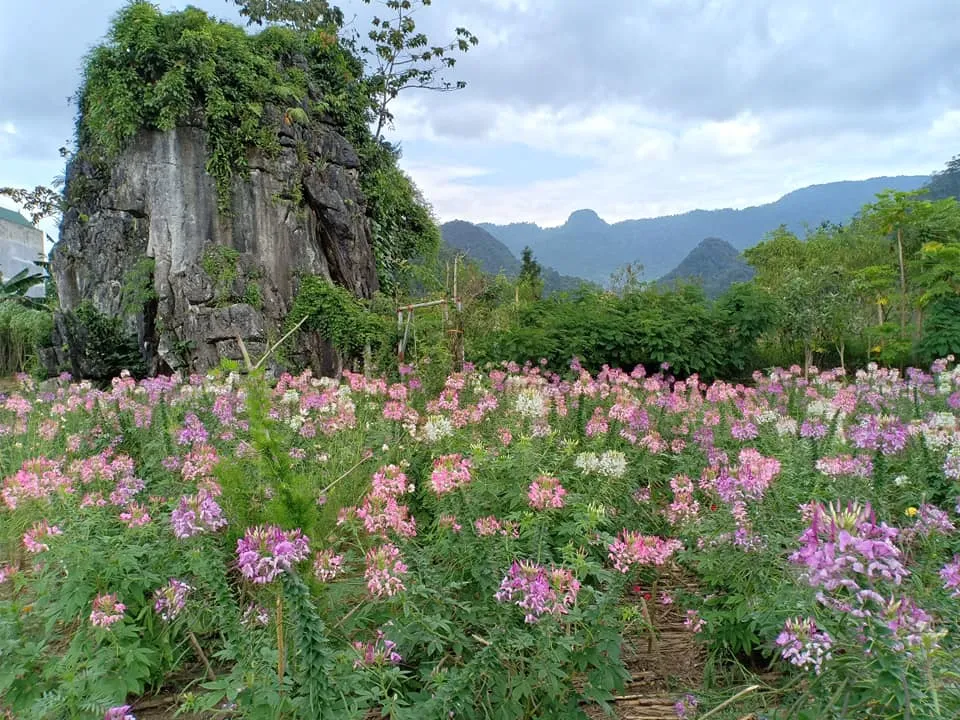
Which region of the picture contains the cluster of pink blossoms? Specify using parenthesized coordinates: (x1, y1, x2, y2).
(23, 520, 63, 553)
(430, 454, 472, 495)
(363, 543, 408, 598)
(814, 454, 874, 479)
(494, 560, 580, 623)
(1, 457, 71, 509)
(665, 474, 700, 525)
(90, 593, 126, 628)
(371, 464, 414, 499)
(153, 579, 192, 621)
(170, 490, 227, 539)
(236, 525, 310, 584)
(474, 515, 519, 538)
(527, 475, 567, 510)
(608, 530, 683, 573)
(313, 549, 345, 582)
(355, 495, 417, 538)
(119, 502, 151, 528)
(775, 616, 833, 675)
(353, 629, 403, 668)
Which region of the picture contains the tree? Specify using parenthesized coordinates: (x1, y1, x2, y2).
(0, 185, 63, 226)
(926, 154, 960, 201)
(229, 0, 344, 30)
(361, 0, 478, 141)
(0, 267, 46, 309)
(518, 246, 543, 301)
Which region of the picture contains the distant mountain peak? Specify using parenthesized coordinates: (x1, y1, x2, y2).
(565, 209, 607, 230)
(660, 236, 753, 298)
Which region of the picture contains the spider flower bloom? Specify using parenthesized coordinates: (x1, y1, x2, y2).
(775, 617, 832, 675)
(313, 549, 345, 582)
(608, 530, 683, 573)
(430, 454, 472, 495)
(22, 520, 63, 553)
(528, 475, 567, 510)
(170, 489, 227, 539)
(153, 579, 192, 621)
(236, 525, 310, 584)
(90, 593, 126, 628)
(104, 706, 136, 720)
(363, 543, 408, 598)
(941, 556, 960, 597)
(371, 464, 414, 499)
(353, 629, 403, 668)
(494, 560, 580, 623)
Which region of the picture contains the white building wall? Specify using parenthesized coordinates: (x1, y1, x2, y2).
(0, 217, 46, 295)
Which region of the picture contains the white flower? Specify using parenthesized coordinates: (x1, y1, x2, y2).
(514, 388, 546, 418)
(893, 475, 909, 487)
(423, 415, 453, 442)
(775, 418, 798, 437)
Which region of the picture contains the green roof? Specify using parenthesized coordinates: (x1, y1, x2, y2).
(0, 206, 35, 229)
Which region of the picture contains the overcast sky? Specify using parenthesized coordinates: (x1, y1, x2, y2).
(2, 0, 960, 240)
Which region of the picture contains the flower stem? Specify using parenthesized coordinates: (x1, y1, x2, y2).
(187, 630, 216, 681)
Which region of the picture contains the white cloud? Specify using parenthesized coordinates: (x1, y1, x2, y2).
(0, 122, 16, 135)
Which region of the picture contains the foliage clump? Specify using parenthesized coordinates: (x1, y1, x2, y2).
(287, 275, 385, 357)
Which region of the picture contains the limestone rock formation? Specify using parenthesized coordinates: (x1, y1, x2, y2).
(50, 117, 378, 379)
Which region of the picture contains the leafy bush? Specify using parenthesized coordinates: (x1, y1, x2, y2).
(0, 301, 53, 376)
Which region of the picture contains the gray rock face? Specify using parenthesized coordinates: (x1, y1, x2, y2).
(51, 120, 378, 378)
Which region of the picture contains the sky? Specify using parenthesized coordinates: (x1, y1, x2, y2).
(2, 0, 960, 242)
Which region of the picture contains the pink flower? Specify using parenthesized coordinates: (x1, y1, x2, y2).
(474, 516, 503, 536)
(90, 593, 126, 628)
(439, 514, 462, 532)
(684, 609, 705, 633)
(528, 475, 567, 510)
(23, 520, 63, 553)
(313, 549, 345, 582)
(371, 465, 414, 499)
(119, 502, 151, 528)
(236, 525, 310, 584)
(364, 543, 408, 598)
(430, 454, 473, 495)
(608, 530, 683, 573)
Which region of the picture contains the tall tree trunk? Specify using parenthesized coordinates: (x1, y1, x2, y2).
(838, 341, 845, 373)
(804, 343, 813, 378)
(896, 227, 907, 336)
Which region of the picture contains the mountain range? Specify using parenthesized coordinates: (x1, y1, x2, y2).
(440, 220, 587, 295)
(477, 175, 930, 284)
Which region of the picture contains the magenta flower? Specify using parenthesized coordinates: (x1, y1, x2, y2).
(673, 694, 698, 719)
(104, 706, 136, 720)
(153, 579, 192, 621)
(119, 502, 151, 528)
(495, 560, 580, 623)
(90, 593, 126, 628)
(170, 490, 227, 539)
(527, 475, 567, 510)
(363, 543, 408, 598)
(236, 525, 310, 584)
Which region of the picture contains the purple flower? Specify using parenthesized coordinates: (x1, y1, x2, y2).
(171, 490, 227, 539)
(236, 525, 310, 584)
(940, 556, 960, 598)
(153, 579, 192, 621)
(495, 561, 580, 623)
(775, 617, 832, 675)
(105, 706, 136, 720)
(674, 694, 698, 719)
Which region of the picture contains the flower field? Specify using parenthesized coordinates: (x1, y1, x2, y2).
(2, 358, 960, 719)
